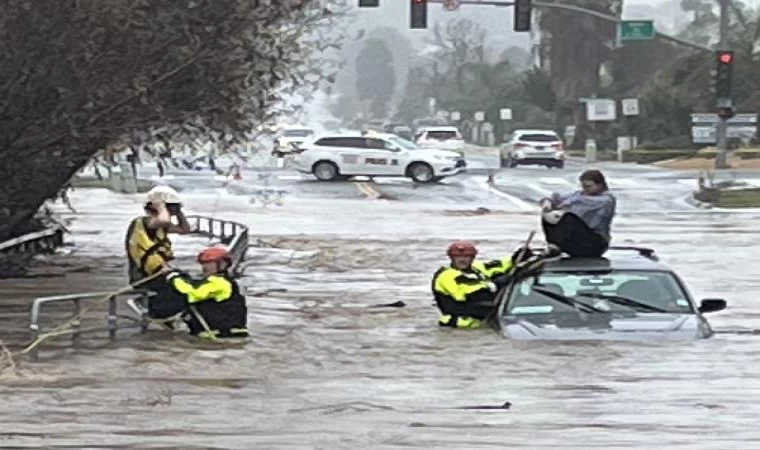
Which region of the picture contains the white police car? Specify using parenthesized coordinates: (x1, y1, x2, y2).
(291, 132, 466, 183)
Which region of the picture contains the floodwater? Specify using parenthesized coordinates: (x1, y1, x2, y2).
(1, 162, 760, 449)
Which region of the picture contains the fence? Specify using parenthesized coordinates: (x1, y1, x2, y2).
(26, 215, 249, 361)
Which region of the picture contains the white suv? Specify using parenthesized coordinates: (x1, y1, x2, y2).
(292, 132, 466, 183)
(414, 126, 465, 154)
(500, 129, 565, 169)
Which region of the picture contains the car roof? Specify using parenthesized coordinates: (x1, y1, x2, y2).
(310, 131, 397, 140)
(421, 126, 458, 131)
(541, 247, 672, 273)
(513, 129, 559, 136)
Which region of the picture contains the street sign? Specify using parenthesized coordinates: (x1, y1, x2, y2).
(499, 108, 513, 121)
(474, 111, 485, 122)
(622, 98, 639, 116)
(690, 113, 758, 145)
(619, 20, 655, 41)
(586, 99, 616, 121)
(450, 111, 461, 121)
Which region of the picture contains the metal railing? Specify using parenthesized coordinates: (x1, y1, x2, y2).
(185, 215, 249, 275)
(0, 226, 64, 255)
(27, 215, 249, 361)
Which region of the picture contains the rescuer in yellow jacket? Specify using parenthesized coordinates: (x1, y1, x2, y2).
(432, 241, 523, 329)
(166, 246, 248, 339)
(125, 185, 192, 320)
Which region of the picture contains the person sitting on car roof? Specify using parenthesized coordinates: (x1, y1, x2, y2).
(432, 241, 536, 329)
(539, 169, 616, 258)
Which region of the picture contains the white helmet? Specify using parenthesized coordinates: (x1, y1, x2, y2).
(146, 185, 182, 204)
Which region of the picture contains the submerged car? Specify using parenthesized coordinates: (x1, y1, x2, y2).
(495, 247, 726, 341)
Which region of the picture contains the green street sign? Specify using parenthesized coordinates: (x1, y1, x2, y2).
(619, 20, 655, 41)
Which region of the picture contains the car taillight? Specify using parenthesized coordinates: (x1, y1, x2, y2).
(514, 143, 529, 149)
(551, 143, 564, 151)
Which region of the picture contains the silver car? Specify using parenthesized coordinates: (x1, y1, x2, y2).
(500, 129, 565, 169)
(495, 247, 726, 341)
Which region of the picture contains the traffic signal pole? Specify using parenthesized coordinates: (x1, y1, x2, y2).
(715, 0, 730, 169)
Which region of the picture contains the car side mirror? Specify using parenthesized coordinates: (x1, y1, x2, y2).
(698, 298, 726, 314)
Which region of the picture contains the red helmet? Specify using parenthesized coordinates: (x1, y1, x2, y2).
(197, 246, 231, 264)
(447, 241, 477, 258)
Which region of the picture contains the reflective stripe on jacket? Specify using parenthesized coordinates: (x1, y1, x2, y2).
(169, 273, 248, 338)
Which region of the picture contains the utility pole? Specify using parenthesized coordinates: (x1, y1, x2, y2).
(715, 0, 731, 169)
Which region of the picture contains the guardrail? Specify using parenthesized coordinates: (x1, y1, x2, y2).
(0, 226, 64, 255)
(27, 215, 249, 361)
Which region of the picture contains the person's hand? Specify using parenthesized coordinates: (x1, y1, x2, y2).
(540, 199, 552, 212)
(486, 281, 498, 293)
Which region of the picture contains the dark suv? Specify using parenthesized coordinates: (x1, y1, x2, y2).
(495, 247, 726, 341)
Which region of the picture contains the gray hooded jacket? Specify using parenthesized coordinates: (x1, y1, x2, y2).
(548, 190, 616, 242)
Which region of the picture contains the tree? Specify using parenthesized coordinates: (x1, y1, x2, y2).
(0, 0, 347, 242)
(355, 38, 396, 119)
(537, 0, 617, 147)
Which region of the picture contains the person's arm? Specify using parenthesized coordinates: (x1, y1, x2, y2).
(168, 206, 192, 234)
(540, 191, 575, 210)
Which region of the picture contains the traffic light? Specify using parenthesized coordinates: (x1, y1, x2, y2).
(514, 0, 532, 32)
(410, 0, 427, 29)
(715, 50, 734, 99)
(358, 0, 379, 6)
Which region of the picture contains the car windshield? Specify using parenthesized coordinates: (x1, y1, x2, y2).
(283, 129, 313, 137)
(387, 136, 419, 150)
(517, 133, 559, 142)
(504, 270, 693, 315)
(427, 130, 459, 140)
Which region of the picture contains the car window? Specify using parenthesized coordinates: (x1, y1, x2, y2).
(505, 270, 693, 315)
(365, 138, 387, 149)
(283, 129, 313, 138)
(426, 130, 459, 140)
(387, 136, 418, 150)
(516, 133, 560, 142)
(314, 137, 367, 148)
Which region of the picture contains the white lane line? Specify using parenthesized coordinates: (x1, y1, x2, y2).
(476, 179, 536, 212)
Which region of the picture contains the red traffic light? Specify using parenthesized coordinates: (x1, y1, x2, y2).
(718, 52, 733, 64)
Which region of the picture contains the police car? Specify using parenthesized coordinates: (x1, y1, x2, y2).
(291, 132, 466, 183)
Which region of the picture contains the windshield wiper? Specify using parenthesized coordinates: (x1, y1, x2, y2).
(575, 293, 669, 313)
(531, 287, 606, 313)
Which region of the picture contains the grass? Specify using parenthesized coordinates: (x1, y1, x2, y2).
(71, 176, 160, 193)
(712, 188, 760, 208)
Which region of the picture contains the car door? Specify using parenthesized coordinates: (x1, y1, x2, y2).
(357, 138, 402, 176)
(330, 137, 366, 175)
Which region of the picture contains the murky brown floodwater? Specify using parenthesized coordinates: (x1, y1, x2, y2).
(1, 173, 759, 449)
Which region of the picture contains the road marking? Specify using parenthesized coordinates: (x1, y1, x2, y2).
(476, 179, 535, 211)
(356, 182, 382, 199)
(277, 175, 303, 181)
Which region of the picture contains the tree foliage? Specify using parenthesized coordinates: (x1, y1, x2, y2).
(355, 38, 396, 119)
(0, 0, 346, 241)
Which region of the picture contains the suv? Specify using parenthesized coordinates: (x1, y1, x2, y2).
(495, 247, 726, 341)
(500, 129, 565, 168)
(273, 126, 315, 157)
(415, 126, 465, 154)
(292, 132, 466, 183)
